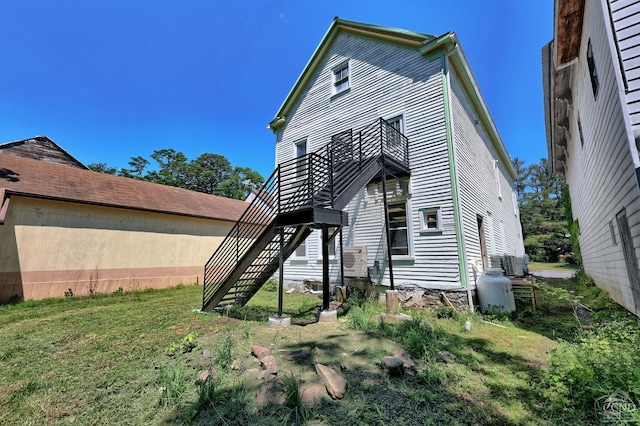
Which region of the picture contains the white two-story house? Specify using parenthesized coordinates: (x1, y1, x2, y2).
(265, 18, 525, 306)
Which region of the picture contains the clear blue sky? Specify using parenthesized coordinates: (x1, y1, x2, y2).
(0, 1, 553, 179)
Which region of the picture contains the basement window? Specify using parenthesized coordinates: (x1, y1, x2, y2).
(419, 208, 442, 233)
(587, 39, 599, 100)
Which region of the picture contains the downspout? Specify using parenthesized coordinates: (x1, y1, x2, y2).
(441, 47, 473, 311)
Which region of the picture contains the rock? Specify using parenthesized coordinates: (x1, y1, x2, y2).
(435, 350, 456, 364)
(258, 369, 277, 380)
(243, 368, 261, 379)
(231, 359, 242, 370)
(202, 348, 211, 360)
(315, 363, 347, 400)
(340, 362, 350, 372)
(260, 355, 278, 372)
(256, 380, 285, 405)
(195, 370, 210, 384)
(252, 345, 271, 359)
(379, 312, 413, 323)
(392, 347, 416, 369)
(281, 349, 311, 361)
(299, 382, 326, 405)
(381, 356, 405, 377)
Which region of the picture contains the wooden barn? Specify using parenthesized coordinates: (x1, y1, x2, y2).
(543, 0, 640, 316)
(202, 19, 525, 312)
(0, 138, 248, 302)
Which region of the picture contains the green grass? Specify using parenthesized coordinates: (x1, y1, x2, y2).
(1, 277, 638, 425)
(528, 261, 579, 272)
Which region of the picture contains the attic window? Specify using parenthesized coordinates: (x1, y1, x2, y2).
(332, 62, 350, 95)
(587, 39, 599, 100)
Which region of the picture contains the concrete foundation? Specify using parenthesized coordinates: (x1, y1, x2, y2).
(268, 315, 291, 328)
(318, 309, 338, 323)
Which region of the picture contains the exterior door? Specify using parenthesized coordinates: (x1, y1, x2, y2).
(616, 209, 640, 310)
(477, 215, 489, 270)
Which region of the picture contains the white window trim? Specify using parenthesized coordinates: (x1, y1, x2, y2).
(494, 160, 502, 200)
(294, 139, 307, 182)
(292, 237, 308, 259)
(331, 60, 350, 96)
(388, 198, 414, 258)
(316, 229, 337, 261)
(419, 207, 443, 233)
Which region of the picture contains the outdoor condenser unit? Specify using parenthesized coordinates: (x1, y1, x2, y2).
(342, 247, 368, 277)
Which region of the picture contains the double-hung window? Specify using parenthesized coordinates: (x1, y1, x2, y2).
(332, 62, 350, 95)
(295, 140, 307, 180)
(385, 115, 404, 147)
(388, 201, 409, 256)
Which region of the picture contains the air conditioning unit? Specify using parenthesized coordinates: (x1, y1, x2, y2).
(343, 247, 368, 277)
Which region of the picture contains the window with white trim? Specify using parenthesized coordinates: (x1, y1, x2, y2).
(419, 208, 442, 232)
(332, 62, 350, 95)
(388, 201, 409, 255)
(295, 139, 307, 180)
(294, 237, 307, 258)
(385, 115, 404, 148)
(494, 161, 502, 200)
(317, 228, 337, 259)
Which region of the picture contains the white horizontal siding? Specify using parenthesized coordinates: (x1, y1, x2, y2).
(563, 0, 640, 315)
(449, 69, 524, 287)
(276, 33, 462, 289)
(609, 0, 640, 126)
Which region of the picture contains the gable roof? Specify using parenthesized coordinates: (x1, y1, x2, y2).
(0, 153, 248, 223)
(0, 136, 88, 170)
(269, 18, 516, 180)
(268, 18, 436, 130)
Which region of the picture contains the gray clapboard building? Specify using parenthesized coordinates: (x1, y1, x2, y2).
(543, 0, 640, 316)
(202, 19, 525, 312)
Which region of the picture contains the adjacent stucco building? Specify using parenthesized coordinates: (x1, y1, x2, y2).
(0, 141, 248, 302)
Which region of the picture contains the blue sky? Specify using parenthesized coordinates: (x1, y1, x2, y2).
(0, 1, 553, 179)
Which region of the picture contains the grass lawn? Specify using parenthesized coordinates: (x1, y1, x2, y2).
(528, 261, 579, 272)
(1, 276, 638, 425)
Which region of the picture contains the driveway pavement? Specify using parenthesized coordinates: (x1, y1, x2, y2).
(530, 270, 576, 279)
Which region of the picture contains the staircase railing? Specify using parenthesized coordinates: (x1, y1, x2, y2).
(202, 118, 409, 310)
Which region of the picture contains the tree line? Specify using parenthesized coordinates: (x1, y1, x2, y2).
(514, 157, 579, 264)
(88, 149, 264, 200)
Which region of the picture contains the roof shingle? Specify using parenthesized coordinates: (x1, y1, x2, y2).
(0, 153, 248, 222)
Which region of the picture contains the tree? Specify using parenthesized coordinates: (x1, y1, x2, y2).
(187, 153, 232, 194)
(217, 166, 264, 199)
(89, 149, 264, 200)
(512, 157, 529, 203)
(87, 163, 117, 174)
(519, 158, 571, 262)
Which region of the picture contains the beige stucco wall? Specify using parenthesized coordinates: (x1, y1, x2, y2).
(0, 196, 235, 302)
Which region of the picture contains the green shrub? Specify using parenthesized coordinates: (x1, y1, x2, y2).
(262, 279, 278, 292)
(165, 332, 200, 356)
(214, 333, 234, 369)
(545, 319, 640, 417)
